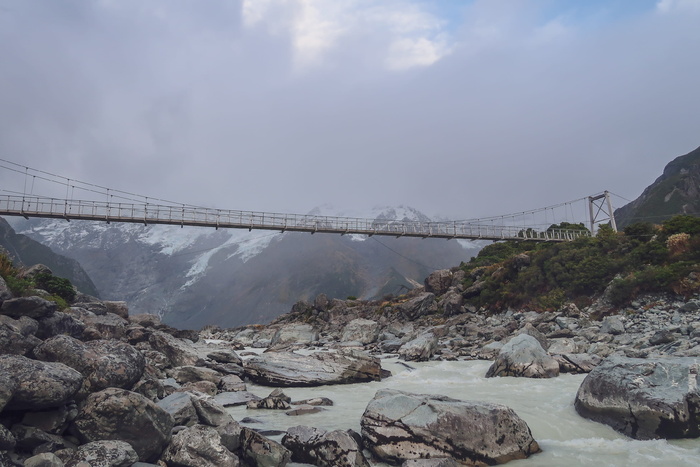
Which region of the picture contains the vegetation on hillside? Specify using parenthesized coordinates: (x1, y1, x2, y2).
(460, 216, 700, 312)
(0, 251, 76, 308)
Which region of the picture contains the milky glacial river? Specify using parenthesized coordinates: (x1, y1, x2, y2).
(227, 358, 700, 466)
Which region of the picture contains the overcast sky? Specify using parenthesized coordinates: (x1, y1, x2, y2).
(1, 0, 699, 221)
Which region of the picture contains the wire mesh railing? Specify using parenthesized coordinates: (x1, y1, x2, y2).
(0, 194, 591, 242)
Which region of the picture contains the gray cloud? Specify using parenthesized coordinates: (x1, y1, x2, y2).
(1, 0, 698, 222)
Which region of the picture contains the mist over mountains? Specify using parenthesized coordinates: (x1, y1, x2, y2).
(8, 206, 480, 329)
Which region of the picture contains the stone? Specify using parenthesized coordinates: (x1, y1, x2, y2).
(282, 425, 369, 467)
(180, 380, 218, 396)
(156, 392, 199, 427)
(0, 424, 15, 451)
(219, 374, 247, 392)
(517, 323, 550, 350)
(216, 420, 243, 452)
(35, 311, 85, 340)
(71, 388, 174, 461)
(169, 365, 222, 386)
(243, 351, 382, 387)
(402, 459, 463, 467)
(240, 427, 292, 467)
(161, 424, 240, 467)
(104, 301, 129, 319)
(80, 312, 128, 340)
(398, 331, 438, 362)
(65, 440, 138, 467)
(33, 335, 145, 397)
(341, 319, 379, 345)
(21, 404, 76, 434)
(291, 397, 334, 406)
(361, 389, 540, 465)
(398, 293, 437, 319)
(269, 323, 319, 349)
(23, 453, 65, 467)
(485, 334, 560, 378)
(440, 289, 463, 317)
(207, 350, 243, 365)
(286, 405, 325, 416)
(553, 353, 602, 374)
(600, 316, 625, 335)
(148, 330, 201, 368)
(190, 392, 233, 427)
(649, 329, 676, 345)
(424, 269, 454, 296)
(10, 424, 73, 452)
(0, 296, 57, 319)
(0, 355, 83, 411)
(0, 319, 41, 355)
(0, 275, 12, 301)
(575, 356, 700, 439)
(247, 389, 292, 410)
(215, 391, 262, 407)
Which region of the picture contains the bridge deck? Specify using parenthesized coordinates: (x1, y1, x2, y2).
(0, 195, 590, 242)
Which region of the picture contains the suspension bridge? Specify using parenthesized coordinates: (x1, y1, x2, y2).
(0, 159, 617, 242)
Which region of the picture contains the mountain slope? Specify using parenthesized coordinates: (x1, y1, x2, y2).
(9, 206, 480, 328)
(614, 145, 700, 228)
(0, 217, 98, 296)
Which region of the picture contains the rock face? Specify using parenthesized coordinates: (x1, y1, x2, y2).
(361, 389, 540, 466)
(574, 356, 700, 439)
(485, 334, 559, 378)
(71, 388, 174, 461)
(243, 351, 382, 386)
(282, 425, 369, 467)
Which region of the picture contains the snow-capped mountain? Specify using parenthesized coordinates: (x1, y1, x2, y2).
(8, 205, 481, 329)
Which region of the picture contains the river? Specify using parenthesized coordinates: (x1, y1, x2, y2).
(226, 357, 700, 466)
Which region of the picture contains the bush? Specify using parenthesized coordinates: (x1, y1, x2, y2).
(33, 272, 76, 303)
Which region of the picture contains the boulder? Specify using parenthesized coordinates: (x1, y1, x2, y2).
(398, 293, 437, 319)
(148, 330, 201, 368)
(33, 335, 145, 396)
(554, 353, 602, 374)
(215, 391, 262, 407)
(0, 296, 57, 319)
(0, 318, 42, 355)
(169, 365, 222, 386)
(247, 389, 291, 410)
(240, 427, 292, 467)
(0, 275, 12, 301)
(156, 391, 199, 426)
(162, 424, 240, 467)
(23, 453, 64, 467)
(243, 351, 382, 387)
(424, 269, 453, 296)
(440, 289, 463, 316)
(190, 392, 234, 427)
(0, 355, 83, 411)
(398, 332, 438, 362)
(600, 316, 625, 335)
(361, 389, 540, 465)
(574, 356, 700, 439)
(485, 334, 559, 378)
(80, 312, 129, 340)
(35, 311, 85, 340)
(66, 440, 139, 467)
(71, 388, 174, 461)
(219, 374, 247, 392)
(207, 350, 243, 365)
(0, 372, 17, 411)
(269, 323, 319, 349)
(104, 301, 129, 319)
(341, 319, 379, 345)
(282, 425, 369, 467)
(0, 424, 15, 451)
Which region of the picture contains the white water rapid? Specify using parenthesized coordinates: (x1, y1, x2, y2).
(228, 358, 700, 466)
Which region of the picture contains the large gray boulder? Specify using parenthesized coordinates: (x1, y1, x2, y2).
(156, 391, 199, 426)
(161, 424, 240, 467)
(361, 389, 540, 465)
(398, 331, 438, 362)
(0, 316, 42, 355)
(0, 296, 57, 319)
(148, 330, 201, 368)
(282, 425, 369, 467)
(33, 335, 145, 397)
(398, 293, 437, 319)
(575, 356, 700, 439)
(424, 269, 453, 296)
(269, 323, 319, 349)
(243, 351, 382, 387)
(240, 427, 291, 467)
(0, 355, 83, 411)
(485, 334, 559, 378)
(341, 319, 379, 345)
(66, 440, 139, 467)
(71, 388, 174, 461)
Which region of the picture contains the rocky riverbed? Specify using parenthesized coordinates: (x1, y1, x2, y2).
(2, 265, 700, 466)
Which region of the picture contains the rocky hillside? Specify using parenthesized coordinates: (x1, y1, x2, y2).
(614, 145, 700, 228)
(0, 218, 98, 297)
(7, 206, 479, 329)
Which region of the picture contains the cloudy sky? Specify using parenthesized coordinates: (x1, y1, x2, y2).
(1, 0, 698, 221)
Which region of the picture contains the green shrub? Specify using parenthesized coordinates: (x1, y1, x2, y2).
(33, 273, 76, 303)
